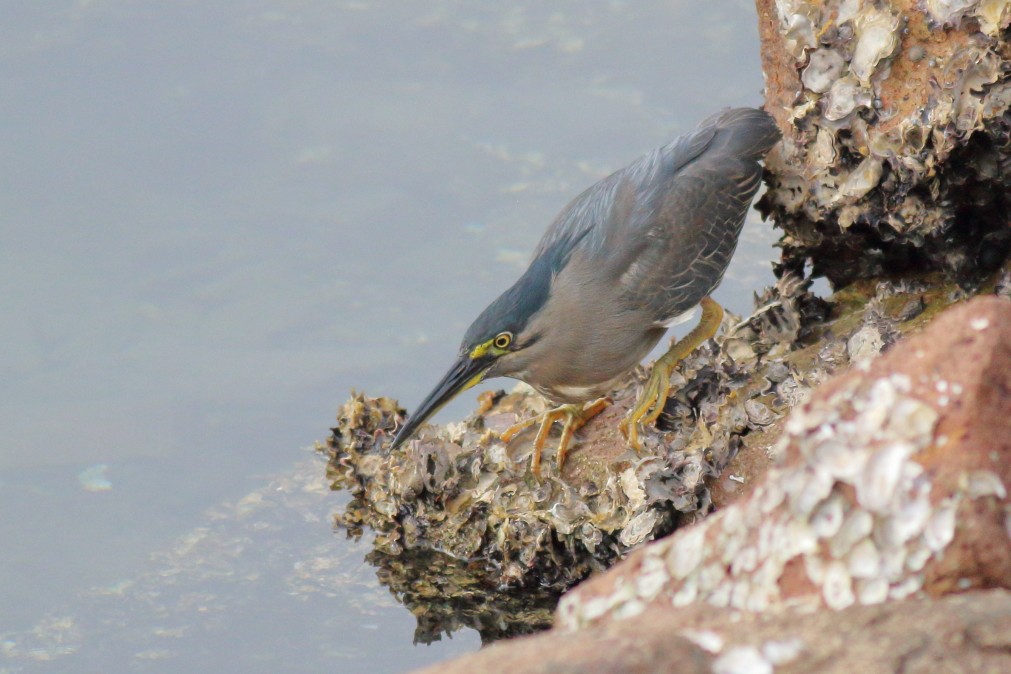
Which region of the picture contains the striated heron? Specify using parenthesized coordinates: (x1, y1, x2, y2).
(391, 107, 780, 476)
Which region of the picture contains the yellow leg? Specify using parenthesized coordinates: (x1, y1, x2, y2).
(620, 297, 724, 452)
(500, 397, 610, 476)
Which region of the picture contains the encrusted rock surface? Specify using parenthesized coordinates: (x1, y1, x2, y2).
(411, 590, 1011, 674)
(404, 296, 1011, 674)
(756, 0, 1011, 286)
(322, 276, 828, 615)
(322, 265, 1009, 641)
(557, 297, 1011, 629)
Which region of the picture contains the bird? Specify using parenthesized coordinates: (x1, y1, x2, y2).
(390, 107, 780, 476)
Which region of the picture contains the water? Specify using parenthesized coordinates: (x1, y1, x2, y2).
(0, 2, 772, 672)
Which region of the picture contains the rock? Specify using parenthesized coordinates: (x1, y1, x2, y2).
(413, 297, 1011, 670)
(319, 275, 829, 629)
(410, 612, 712, 674)
(557, 297, 1011, 629)
(322, 266, 1009, 641)
(410, 590, 1011, 674)
(755, 0, 1011, 286)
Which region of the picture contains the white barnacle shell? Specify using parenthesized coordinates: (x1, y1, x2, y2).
(668, 525, 706, 579)
(811, 126, 839, 170)
(855, 576, 890, 605)
(889, 574, 924, 600)
(811, 493, 846, 539)
(851, 8, 901, 84)
(830, 509, 874, 558)
(823, 76, 866, 121)
(803, 49, 847, 93)
(681, 628, 725, 654)
(576, 595, 613, 623)
(975, 0, 1011, 35)
(877, 495, 932, 547)
(925, 0, 983, 26)
(838, 157, 884, 202)
(731, 546, 759, 576)
(815, 440, 869, 483)
(713, 646, 773, 674)
(782, 518, 819, 558)
(964, 470, 1007, 499)
(856, 378, 897, 430)
(804, 553, 826, 584)
(791, 465, 836, 517)
(822, 560, 855, 610)
(763, 638, 805, 666)
(880, 545, 908, 582)
(755, 519, 779, 561)
(619, 467, 647, 510)
(672, 576, 700, 607)
(697, 563, 727, 593)
(884, 398, 938, 446)
(856, 442, 915, 513)
(708, 581, 733, 608)
(635, 552, 670, 601)
(847, 538, 881, 578)
(775, 0, 819, 59)
(721, 497, 747, 534)
(612, 599, 646, 620)
(923, 501, 958, 551)
(906, 544, 932, 572)
(756, 482, 786, 514)
(745, 584, 773, 612)
(619, 509, 659, 547)
(877, 478, 930, 549)
(556, 593, 580, 630)
(729, 580, 752, 610)
(753, 557, 786, 593)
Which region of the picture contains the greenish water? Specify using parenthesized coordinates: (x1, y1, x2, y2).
(0, 2, 770, 672)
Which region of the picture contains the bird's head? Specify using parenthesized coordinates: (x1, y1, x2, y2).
(389, 251, 557, 449)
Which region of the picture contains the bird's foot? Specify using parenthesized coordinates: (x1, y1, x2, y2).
(620, 296, 724, 452)
(500, 397, 610, 477)
(619, 361, 674, 453)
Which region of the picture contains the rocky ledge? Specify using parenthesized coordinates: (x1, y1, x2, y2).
(409, 295, 1011, 673)
(322, 258, 1009, 647)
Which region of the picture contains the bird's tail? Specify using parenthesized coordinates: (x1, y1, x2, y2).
(701, 107, 781, 162)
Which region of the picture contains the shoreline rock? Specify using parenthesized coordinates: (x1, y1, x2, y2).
(407, 295, 1011, 673)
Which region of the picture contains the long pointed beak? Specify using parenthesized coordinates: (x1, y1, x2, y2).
(390, 354, 492, 449)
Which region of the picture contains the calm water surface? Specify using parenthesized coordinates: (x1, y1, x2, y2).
(1, 2, 771, 672)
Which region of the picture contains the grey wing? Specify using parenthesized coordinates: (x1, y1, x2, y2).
(531, 121, 719, 264)
(618, 161, 764, 323)
(617, 109, 780, 322)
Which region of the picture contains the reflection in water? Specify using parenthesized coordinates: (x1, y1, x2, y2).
(372, 548, 558, 644)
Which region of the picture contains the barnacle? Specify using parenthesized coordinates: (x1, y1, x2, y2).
(762, 0, 1011, 286)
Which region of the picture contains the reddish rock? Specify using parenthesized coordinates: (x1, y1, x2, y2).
(557, 297, 1010, 628)
(412, 591, 1011, 674)
(411, 615, 712, 674)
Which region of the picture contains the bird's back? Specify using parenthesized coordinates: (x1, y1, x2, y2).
(536, 107, 780, 325)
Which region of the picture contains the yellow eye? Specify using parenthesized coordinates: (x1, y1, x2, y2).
(493, 332, 512, 350)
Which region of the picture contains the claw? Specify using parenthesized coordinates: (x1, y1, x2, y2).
(500, 397, 610, 476)
(621, 297, 724, 451)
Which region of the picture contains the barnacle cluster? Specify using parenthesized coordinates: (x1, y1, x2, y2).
(323, 256, 1009, 641)
(557, 360, 1006, 629)
(760, 0, 1011, 286)
(321, 277, 835, 637)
